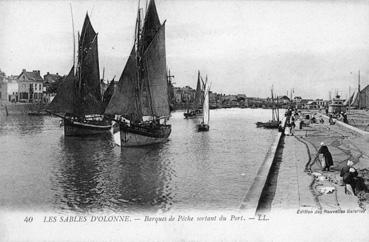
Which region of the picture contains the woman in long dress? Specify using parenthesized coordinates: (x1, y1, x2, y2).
(314, 142, 334, 171)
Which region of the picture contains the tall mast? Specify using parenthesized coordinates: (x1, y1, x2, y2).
(70, 3, 76, 74)
(358, 70, 361, 109)
(348, 86, 351, 112)
(133, 2, 143, 121)
(271, 86, 275, 121)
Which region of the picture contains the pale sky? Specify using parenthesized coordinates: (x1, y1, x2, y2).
(1, 0, 369, 99)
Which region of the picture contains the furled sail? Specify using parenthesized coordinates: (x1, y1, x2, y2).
(47, 67, 76, 114)
(142, 24, 170, 117)
(104, 47, 142, 121)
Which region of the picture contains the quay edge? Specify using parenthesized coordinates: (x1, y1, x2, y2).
(240, 118, 286, 214)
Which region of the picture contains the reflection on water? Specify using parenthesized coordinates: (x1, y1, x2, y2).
(52, 135, 175, 212)
(0, 109, 278, 212)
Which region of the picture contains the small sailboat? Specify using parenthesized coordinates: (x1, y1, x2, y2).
(184, 71, 203, 119)
(47, 14, 111, 136)
(197, 76, 210, 131)
(256, 86, 280, 129)
(104, 0, 171, 147)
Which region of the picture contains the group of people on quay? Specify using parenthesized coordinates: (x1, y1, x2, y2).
(313, 143, 366, 196)
(283, 107, 368, 198)
(325, 108, 348, 124)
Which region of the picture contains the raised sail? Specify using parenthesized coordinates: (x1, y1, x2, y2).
(102, 78, 116, 110)
(142, 24, 169, 117)
(47, 67, 76, 114)
(76, 35, 103, 116)
(75, 14, 103, 116)
(141, 0, 161, 52)
(203, 80, 210, 125)
(47, 13, 111, 136)
(184, 70, 204, 118)
(194, 71, 202, 109)
(197, 75, 210, 131)
(106, 0, 171, 146)
(104, 47, 142, 121)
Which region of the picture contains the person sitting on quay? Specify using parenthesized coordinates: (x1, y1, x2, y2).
(342, 112, 348, 124)
(340, 160, 368, 196)
(313, 142, 334, 172)
(311, 116, 316, 124)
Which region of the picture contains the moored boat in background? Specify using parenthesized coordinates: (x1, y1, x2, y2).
(184, 71, 203, 119)
(256, 86, 280, 129)
(197, 75, 210, 131)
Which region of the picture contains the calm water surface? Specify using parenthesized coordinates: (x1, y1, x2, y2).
(0, 108, 278, 212)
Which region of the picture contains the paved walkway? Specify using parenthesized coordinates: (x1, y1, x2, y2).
(271, 135, 316, 210)
(271, 117, 368, 212)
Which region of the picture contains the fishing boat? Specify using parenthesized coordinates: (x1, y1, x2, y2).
(256, 86, 280, 129)
(47, 14, 111, 136)
(197, 76, 210, 131)
(184, 71, 203, 119)
(104, 0, 171, 147)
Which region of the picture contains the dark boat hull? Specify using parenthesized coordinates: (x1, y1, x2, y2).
(197, 124, 209, 131)
(184, 110, 202, 119)
(120, 123, 171, 147)
(64, 119, 111, 136)
(256, 121, 280, 129)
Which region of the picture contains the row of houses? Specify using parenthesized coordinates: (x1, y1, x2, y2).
(0, 69, 62, 103)
(171, 85, 333, 110)
(172, 86, 248, 108)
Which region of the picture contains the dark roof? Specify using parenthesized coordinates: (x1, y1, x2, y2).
(18, 70, 43, 82)
(278, 95, 290, 100)
(44, 73, 62, 83)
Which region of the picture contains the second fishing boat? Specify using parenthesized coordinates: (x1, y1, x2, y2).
(105, 0, 171, 147)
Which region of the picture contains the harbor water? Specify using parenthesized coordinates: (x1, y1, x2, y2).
(0, 108, 279, 212)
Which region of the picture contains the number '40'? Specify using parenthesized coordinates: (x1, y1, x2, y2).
(24, 217, 33, 223)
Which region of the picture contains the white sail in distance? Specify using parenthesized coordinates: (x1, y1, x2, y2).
(203, 78, 210, 125)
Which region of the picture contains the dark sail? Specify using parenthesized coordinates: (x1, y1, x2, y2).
(104, 47, 142, 121)
(75, 36, 103, 116)
(78, 14, 97, 65)
(74, 14, 103, 116)
(141, 0, 161, 52)
(47, 67, 76, 114)
(102, 78, 116, 110)
(194, 71, 202, 109)
(142, 24, 169, 117)
(106, 0, 169, 120)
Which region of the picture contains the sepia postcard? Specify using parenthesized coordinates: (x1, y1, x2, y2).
(0, 0, 369, 241)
